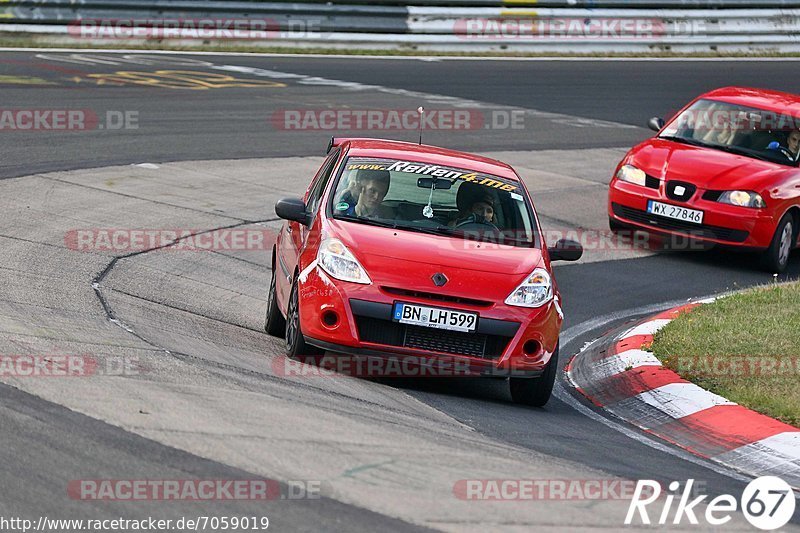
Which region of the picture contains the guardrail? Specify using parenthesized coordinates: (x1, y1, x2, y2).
(1, 0, 798, 52)
(4, 0, 800, 8)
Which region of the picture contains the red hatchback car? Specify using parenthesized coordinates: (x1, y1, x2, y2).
(608, 87, 800, 272)
(266, 138, 582, 406)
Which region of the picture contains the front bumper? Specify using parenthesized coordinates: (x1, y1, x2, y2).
(302, 337, 544, 378)
(608, 179, 775, 249)
(297, 266, 561, 375)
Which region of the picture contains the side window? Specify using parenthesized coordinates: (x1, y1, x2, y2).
(306, 149, 340, 215)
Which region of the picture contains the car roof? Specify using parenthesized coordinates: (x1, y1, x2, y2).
(334, 138, 520, 181)
(701, 86, 800, 117)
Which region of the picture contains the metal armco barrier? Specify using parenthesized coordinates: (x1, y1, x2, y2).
(1, 0, 799, 52)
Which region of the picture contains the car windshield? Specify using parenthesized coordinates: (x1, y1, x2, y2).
(329, 156, 538, 247)
(659, 98, 800, 167)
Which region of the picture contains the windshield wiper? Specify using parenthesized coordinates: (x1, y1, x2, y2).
(402, 225, 456, 237)
(712, 144, 781, 163)
(339, 216, 456, 236)
(338, 216, 398, 230)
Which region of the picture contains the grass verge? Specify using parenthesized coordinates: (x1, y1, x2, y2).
(651, 282, 800, 427)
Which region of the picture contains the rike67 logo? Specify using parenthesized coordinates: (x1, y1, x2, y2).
(626, 477, 796, 530)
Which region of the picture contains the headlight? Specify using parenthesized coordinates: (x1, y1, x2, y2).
(616, 164, 647, 186)
(317, 238, 371, 284)
(718, 190, 766, 208)
(505, 268, 553, 308)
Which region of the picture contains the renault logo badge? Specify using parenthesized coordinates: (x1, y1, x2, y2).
(432, 273, 448, 286)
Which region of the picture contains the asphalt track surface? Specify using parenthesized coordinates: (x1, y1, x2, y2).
(2, 52, 800, 178)
(1, 50, 799, 531)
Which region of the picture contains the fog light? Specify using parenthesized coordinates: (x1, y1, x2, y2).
(522, 340, 541, 357)
(321, 310, 339, 328)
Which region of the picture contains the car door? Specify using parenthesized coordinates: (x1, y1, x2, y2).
(276, 149, 340, 304)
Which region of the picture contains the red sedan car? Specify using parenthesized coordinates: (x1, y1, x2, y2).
(608, 87, 800, 272)
(265, 138, 582, 406)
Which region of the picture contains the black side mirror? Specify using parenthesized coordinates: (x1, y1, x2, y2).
(275, 197, 310, 226)
(648, 117, 665, 132)
(548, 239, 583, 262)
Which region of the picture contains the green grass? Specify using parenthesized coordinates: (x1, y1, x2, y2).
(651, 282, 800, 427)
(4, 34, 800, 58)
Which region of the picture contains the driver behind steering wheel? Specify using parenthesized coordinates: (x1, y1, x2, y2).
(455, 193, 498, 228)
(767, 129, 800, 161)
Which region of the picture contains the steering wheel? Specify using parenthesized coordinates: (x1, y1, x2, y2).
(766, 141, 794, 161)
(455, 214, 501, 233)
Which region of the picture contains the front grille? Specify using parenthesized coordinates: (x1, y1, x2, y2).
(354, 316, 511, 360)
(612, 203, 749, 243)
(645, 174, 660, 189)
(381, 286, 492, 308)
(405, 327, 487, 357)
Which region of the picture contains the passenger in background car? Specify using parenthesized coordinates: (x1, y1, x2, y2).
(787, 130, 800, 158)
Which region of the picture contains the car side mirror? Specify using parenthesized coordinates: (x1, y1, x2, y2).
(648, 117, 665, 132)
(275, 197, 311, 226)
(548, 239, 583, 262)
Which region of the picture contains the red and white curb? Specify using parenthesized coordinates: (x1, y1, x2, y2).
(566, 300, 800, 489)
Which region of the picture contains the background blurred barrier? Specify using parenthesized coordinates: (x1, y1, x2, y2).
(0, 0, 798, 52)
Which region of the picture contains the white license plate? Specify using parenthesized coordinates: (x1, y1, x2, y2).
(392, 302, 478, 333)
(646, 200, 704, 224)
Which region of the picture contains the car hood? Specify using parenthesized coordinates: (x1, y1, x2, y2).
(629, 138, 791, 191)
(326, 219, 543, 298)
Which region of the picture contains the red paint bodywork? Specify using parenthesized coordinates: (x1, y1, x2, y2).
(608, 87, 800, 249)
(274, 139, 563, 374)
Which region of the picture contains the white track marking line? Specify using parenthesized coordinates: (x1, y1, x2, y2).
(559, 298, 693, 348)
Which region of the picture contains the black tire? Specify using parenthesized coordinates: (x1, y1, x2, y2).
(285, 278, 324, 358)
(509, 344, 559, 407)
(759, 214, 795, 274)
(264, 266, 285, 338)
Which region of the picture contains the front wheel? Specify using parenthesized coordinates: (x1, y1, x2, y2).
(509, 344, 558, 407)
(285, 279, 324, 358)
(760, 214, 795, 273)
